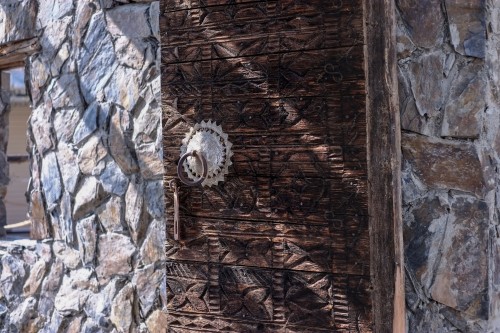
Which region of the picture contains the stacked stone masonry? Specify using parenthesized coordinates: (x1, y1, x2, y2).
(398, 0, 500, 331)
(0, 1, 166, 332)
(3, 0, 500, 332)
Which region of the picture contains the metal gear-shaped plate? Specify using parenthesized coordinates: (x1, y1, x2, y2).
(180, 120, 233, 187)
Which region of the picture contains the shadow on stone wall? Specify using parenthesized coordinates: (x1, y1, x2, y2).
(397, 0, 498, 331)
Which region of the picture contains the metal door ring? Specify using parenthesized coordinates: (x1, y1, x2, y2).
(177, 151, 208, 186)
(181, 120, 233, 187)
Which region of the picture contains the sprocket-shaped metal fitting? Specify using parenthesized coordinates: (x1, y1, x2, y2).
(180, 120, 233, 187)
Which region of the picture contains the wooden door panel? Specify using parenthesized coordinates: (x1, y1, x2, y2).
(161, 48, 364, 99)
(164, 143, 361, 185)
(163, 24, 363, 63)
(166, 266, 371, 331)
(161, 0, 372, 331)
(165, 216, 369, 275)
(166, 261, 211, 312)
(219, 266, 274, 320)
(165, 177, 367, 220)
(163, 97, 350, 136)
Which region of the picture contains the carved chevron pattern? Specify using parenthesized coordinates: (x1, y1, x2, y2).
(162, 0, 371, 331)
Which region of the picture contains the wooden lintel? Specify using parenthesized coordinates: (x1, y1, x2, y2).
(7, 155, 30, 163)
(364, 0, 406, 332)
(0, 38, 39, 70)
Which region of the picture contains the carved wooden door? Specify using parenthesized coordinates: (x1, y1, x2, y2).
(161, 0, 372, 331)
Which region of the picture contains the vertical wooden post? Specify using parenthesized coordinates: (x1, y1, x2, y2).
(363, 1, 405, 332)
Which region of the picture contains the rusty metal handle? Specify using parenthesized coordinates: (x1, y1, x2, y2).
(177, 150, 208, 187)
(168, 179, 181, 241)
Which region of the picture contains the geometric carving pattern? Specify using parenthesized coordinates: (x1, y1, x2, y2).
(220, 267, 273, 320)
(166, 262, 210, 313)
(284, 271, 333, 328)
(162, 0, 372, 331)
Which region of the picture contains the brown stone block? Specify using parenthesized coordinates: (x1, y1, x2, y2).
(435, 196, 489, 316)
(96, 233, 136, 285)
(146, 309, 168, 333)
(397, 0, 445, 48)
(29, 190, 50, 240)
(402, 133, 490, 197)
(441, 60, 485, 139)
(445, 0, 486, 58)
(405, 194, 489, 319)
(408, 51, 446, 120)
(398, 65, 434, 136)
(404, 196, 449, 287)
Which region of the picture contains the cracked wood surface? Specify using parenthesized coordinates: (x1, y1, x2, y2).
(0, 38, 39, 70)
(161, 0, 382, 331)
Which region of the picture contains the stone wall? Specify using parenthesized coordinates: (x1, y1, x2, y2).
(398, 0, 499, 331)
(0, 0, 36, 46)
(0, 1, 166, 332)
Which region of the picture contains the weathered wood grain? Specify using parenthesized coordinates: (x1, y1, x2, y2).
(162, 0, 374, 331)
(363, 0, 405, 332)
(165, 215, 369, 275)
(0, 38, 39, 70)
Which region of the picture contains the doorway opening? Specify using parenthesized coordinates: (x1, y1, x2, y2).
(2, 67, 30, 239)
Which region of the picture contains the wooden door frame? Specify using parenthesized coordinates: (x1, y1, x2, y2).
(364, 1, 405, 332)
(0, 38, 38, 237)
(0, 38, 39, 70)
(160, 0, 404, 330)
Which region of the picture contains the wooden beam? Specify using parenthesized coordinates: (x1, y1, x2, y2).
(7, 155, 29, 163)
(0, 38, 39, 70)
(4, 220, 30, 229)
(363, 1, 405, 332)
